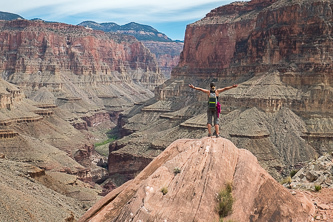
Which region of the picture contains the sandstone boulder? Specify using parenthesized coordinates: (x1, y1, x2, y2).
(80, 137, 313, 222)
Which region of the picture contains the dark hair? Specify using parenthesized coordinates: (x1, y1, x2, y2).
(210, 82, 215, 88)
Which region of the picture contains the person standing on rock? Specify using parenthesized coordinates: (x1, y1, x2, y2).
(189, 82, 237, 138)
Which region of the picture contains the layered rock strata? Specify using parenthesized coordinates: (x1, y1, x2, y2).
(77, 21, 184, 79)
(141, 41, 183, 79)
(0, 17, 165, 178)
(0, 19, 164, 87)
(0, 19, 164, 112)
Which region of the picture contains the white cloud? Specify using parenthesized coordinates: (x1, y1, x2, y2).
(4, 0, 226, 22)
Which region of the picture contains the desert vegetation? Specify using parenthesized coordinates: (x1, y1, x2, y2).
(314, 184, 322, 192)
(173, 167, 181, 174)
(216, 182, 234, 219)
(161, 187, 168, 195)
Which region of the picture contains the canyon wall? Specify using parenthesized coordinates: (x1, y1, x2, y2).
(78, 21, 184, 79)
(0, 20, 164, 88)
(0, 20, 165, 115)
(0, 19, 166, 178)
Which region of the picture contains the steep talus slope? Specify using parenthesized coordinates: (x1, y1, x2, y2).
(108, 0, 333, 181)
(80, 138, 314, 222)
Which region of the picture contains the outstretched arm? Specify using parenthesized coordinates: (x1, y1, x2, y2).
(189, 84, 210, 94)
(216, 84, 238, 93)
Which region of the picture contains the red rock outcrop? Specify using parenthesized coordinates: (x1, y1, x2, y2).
(174, 0, 333, 82)
(80, 137, 314, 222)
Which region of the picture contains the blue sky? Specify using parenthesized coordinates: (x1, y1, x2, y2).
(2, 0, 234, 41)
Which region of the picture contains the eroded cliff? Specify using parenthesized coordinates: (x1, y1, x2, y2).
(0, 19, 164, 102)
(78, 21, 184, 79)
(0, 78, 105, 221)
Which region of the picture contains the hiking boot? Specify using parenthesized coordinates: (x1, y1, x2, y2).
(208, 133, 212, 137)
(216, 134, 220, 138)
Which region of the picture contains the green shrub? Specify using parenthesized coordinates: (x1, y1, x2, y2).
(217, 183, 234, 218)
(161, 187, 168, 195)
(290, 170, 299, 178)
(314, 184, 322, 192)
(94, 137, 116, 147)
(173, 167, 181, 174)
(280, 176, 291, 185)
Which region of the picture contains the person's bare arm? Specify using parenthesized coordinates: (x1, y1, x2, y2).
(189, 84, 210, 94)
(216, 84, 238, 93)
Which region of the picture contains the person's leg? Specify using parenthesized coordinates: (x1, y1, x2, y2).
(207, 109, 213, 136)
(215, 124, 219, 136)
(207, 124, 212, 136)
(214, 110, 220, 137)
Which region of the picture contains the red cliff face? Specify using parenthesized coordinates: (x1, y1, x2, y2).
(174, 0, 333, 85)
(0, 19, 164, 90)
